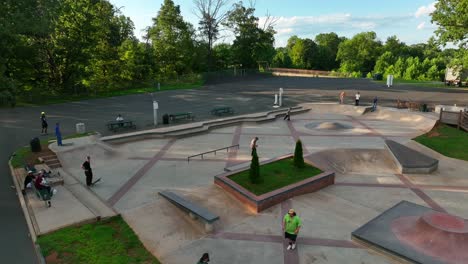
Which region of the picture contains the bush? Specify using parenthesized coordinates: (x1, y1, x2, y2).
(293, 140, 305, 168)
(249, 148, 261, 184)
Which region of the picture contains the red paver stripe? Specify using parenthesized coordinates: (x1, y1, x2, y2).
(335, 182, 407, 189)
(418, 184, 468, 192)
(395, 174, 447, 213)
(107, 138, 176, 206)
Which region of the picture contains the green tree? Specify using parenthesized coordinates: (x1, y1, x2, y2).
(223, 1, 275, 68)
(272, 48, 292, 68)
(293, 140, 305, 168)
(213, 43, 233, 69)
(193, 0, 230, 70)
(148, 0, 196, 79)
(374, 51, 395, 74)
(315, 32, 345, 70)
(337, 31, 382, 74)
(249, 148, 261, 184)
(431, 0, 468, 48)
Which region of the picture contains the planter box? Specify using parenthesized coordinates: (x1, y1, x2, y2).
(214, 154, 335, 213)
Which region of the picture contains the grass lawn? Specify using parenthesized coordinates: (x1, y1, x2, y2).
(229, 158, 322, 195)
(16, 81, 203, 107)
(414, 124, 468, 161)
(373, 78, 464, 89)
(10, 132, 97, 168)
(37, 216, 160, 264)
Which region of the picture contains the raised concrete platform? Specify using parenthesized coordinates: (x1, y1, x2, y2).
(352, 200, 468, 264)
(100, 106, 308, 144)
(385, 140, 438, 174)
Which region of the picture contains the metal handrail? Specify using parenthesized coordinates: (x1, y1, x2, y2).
(187, 144, 239, 162)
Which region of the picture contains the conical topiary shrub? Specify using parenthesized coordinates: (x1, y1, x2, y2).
(293, 139, 305, 168)
(249, 148, 261, 184)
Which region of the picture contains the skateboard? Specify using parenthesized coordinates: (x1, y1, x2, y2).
(91, 178, 101, 186)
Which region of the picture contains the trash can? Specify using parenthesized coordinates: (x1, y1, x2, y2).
(76, 123, 86, 134)
(162, 114, 169, 125)
(373, 73, 383, 80)
(30, 137, 41, 152)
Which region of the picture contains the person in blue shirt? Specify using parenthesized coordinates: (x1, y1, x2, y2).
(55, 123, 62, 146)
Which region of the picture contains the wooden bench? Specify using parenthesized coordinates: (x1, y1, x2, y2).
(210, 107, 234, 116)
(169, 112, 194, 122)
(158, 191, 219, 232)
(106, 120, 136, 132)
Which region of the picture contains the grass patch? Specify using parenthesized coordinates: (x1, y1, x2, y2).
(373, 79, 462, 89)
(37, 216, 160, 264)
(414, 123, 468, 161)
(16, 81, 203, 107)
(10, 132, 97, 168)
(10, 145, 34, 168)
(229, 158, 322, 195)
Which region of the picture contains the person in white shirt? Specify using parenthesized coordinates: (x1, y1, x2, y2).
(116, 114, 124, 122)
(355, 92, 361, 106)
(250, 137, 259, 155)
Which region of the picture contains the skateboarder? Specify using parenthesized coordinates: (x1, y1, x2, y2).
(82, 156, 93, 187)
(283, 209, 302, 250)
(197, 253, 210, 263)
(372, 96, 378, 112)
(339, 91, 346, 104)
(250, 137, 259, 155)
(41, 112, 48, 134)
(355, 92, 361, 106)
(283, 108, 291, 121)
(55, 122, 62, 146)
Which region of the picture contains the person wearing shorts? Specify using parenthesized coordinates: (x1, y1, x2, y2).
(283, 209, 302, 250)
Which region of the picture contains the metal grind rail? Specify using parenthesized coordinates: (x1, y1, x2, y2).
(187, 144, 239, 162)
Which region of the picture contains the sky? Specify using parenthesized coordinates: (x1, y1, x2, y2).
(109, 0, 438, 47)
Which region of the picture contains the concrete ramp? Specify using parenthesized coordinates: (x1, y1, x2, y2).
(307, 149, 399, 175)
(385, 140, 438, 174)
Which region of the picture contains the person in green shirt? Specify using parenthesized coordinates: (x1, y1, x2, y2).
(283, 209, 302, 250)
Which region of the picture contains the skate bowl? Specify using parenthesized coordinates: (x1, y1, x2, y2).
(306, 149, 399, 175)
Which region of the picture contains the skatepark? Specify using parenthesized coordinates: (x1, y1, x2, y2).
(13, 101, 468, 264)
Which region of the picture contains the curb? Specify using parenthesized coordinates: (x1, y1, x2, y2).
(8, 157, 45, 263)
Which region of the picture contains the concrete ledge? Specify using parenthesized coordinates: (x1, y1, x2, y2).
(385, 140, 438, 174)
(214, 154, 334, 213)
(101, 106, 308, 144)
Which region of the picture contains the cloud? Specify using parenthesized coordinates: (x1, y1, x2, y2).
(417, 22, 426, 30)
(415, 2, 436, 18)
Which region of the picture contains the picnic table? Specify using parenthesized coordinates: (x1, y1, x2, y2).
(210, 106, 234, 116)
(169, 112, 194, 122)
(106, 120, 136, 132)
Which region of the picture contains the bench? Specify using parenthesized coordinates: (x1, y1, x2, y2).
(32, 183, 53, 207)
(158, 191, 219, 232)
(169, 112, 194, 122)
(106, 120, 136, 132)
(210, 107, 234, 116)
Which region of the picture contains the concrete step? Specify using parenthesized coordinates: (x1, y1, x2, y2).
(48, 163, 62, 169)
(60, 170, 117, 220)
